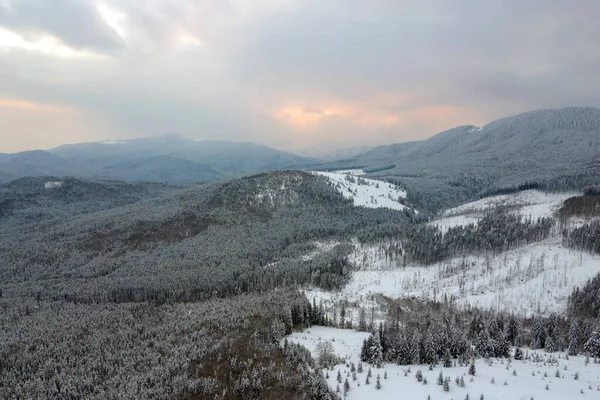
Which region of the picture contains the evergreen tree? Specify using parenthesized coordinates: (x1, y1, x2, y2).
(416, 370, 423, 382)
(424, 330, 437, 365)
(506, 316, 520, 346)
(468, 362, 476, 376)
(376, 374, 381, 390)
(514, 348, 524, 360)
(437, 371, 444, 385)
(568, 319, 580, 356)
(531, 316, 546, 349)
(369, 332, 384, 367)
(443, 349, 452, 367)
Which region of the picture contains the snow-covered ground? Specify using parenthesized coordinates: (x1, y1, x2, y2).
(286, 326, 600, 400)
(314, 171, 408, 211)
(308, 237, 600, 318)
(432, 190, 576, 232)
(334, 169, 366, 176)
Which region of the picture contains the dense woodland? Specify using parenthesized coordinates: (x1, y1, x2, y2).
(1, 165, 600, 398)
(360, 209, 554, 265)
(0, 290, 338, 399)
(0, 172, 413, 305)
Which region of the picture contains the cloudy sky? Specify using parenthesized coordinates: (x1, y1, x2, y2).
(0, 0, 599, 155)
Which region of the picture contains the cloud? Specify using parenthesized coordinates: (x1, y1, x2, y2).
(0, 0, 599, 154)
(0, 0, 125, 53)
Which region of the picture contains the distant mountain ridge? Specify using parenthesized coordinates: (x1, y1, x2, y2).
(0, 135, 320, 184)
(319, 107, 600, 211)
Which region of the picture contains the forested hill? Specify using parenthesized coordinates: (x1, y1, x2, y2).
(0, 176, 178, 225)
(0, 171, 414, 305)
(319, 107, 600, 211)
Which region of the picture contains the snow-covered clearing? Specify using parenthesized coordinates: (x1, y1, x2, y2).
(286, 326, 600, 400)
(44, 181, 63, 189)
(431, 190, 576, 232)
(308, 237, 600, 318)
(302, 241, 342, 261)
(314, 171, 408, 211)
(333, 169, 366, 176)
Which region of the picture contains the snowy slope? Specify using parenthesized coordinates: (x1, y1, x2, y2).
(334, 238, 600, 317)
(432, 190, 576, 232)
(285, 327, 600, 400)
(314, 171, 408, 211)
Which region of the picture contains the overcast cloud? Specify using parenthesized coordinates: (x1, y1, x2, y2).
(0, 0, 599, 155)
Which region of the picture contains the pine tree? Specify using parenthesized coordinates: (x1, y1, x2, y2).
(468, 362, 476, 376)
(357, 363, 363, 373)
(443, 377, 450, 392)
(369, 332, 384, 367)
(424, 330, 437, 365)
(337, 370, 342, 383)
(443, 349, 452, 367)
(360, 338, 370, 362)
(568, 319, 580, 356)
(531, 316, 546, 349)
(358, 307, 367, 331)
(376, 374, 381, 390)
(416, 370, 423, 382)
(437, 371, 444, 385)
(507, 316, 520, 346)
(344, 377, 350, 394)
(514, 347, 523, 360)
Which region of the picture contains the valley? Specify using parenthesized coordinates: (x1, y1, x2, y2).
(1, 108, 600, 399)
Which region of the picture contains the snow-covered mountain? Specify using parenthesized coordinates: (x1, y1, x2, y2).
(0, 135, 320, 184)
(306, 189, 600, 318)
(319, 107, 600, 212)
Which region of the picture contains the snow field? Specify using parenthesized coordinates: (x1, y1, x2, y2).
(432, 190, 576, 232)
(313, 171, 408, 211)
(308, 237, 600, 318)
(286, 326, 600, 400)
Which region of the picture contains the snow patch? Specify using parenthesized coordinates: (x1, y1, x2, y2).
(44, 181, 63, 189)
(432, 190, 576, 232)
(313, 237, 600, 318)
(286, 326, 600, 400)
(333, 169, 366, 176)
(313, 171, 408, 211)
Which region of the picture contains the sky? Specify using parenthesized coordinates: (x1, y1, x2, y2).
(0, 0, 599, 156)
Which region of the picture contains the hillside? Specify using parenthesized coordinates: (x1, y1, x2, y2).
(0, 176, 177, 226)
(0, 150, 89, 183)
(0, 171, 412, 305)
(320, 107, 600, 212)
(94, 155, 223, 183)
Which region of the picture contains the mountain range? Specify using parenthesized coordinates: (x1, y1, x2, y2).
(318, 107, 600, 211)
(0, 135, 318, 184)
(1, 107, 600, 212)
